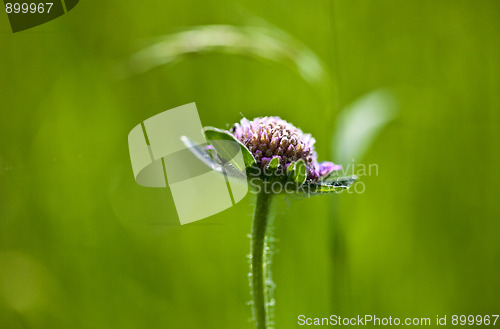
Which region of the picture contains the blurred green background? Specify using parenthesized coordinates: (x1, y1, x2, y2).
(1, 1, 499, 328)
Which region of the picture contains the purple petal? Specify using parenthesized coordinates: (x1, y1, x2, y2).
(260, 157, 272, 169)
(307, 165, 320, 180)
(318, 161, 341, 178)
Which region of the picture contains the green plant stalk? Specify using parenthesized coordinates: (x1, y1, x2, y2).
(251, 190, 273, 329)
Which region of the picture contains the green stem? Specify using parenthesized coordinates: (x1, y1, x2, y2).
(251, 191, 273, 329)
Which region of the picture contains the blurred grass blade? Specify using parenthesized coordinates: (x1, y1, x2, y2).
(332, 89, 397, 164)
(126, 25, 328, 89)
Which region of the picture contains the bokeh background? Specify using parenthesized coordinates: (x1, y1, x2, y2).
(1, 1, 499, 328)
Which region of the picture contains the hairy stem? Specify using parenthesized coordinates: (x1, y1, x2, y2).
(251, 191, 273, 329)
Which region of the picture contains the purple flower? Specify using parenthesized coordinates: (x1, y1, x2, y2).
(229, 116, 341, 180)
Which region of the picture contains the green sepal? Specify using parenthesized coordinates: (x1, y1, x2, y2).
(286, 161, 296, 175)
(265, 156, 281, 175)
(289, 159, 307, 186)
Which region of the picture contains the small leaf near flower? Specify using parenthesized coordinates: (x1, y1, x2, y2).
(265, 156, 281, 174)
(289, 159, 307, 186)
(204, 127, 257, 169)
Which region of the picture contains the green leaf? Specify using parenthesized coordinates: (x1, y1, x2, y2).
(204, 127, 256, 169)
(181, 135, 246, 179)
(180, 136, 221, 169)
(308, 176, 357, 194)
(290, 159, 307, 186)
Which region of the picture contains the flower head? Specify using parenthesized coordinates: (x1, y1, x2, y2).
(230, 116, 340, 180)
